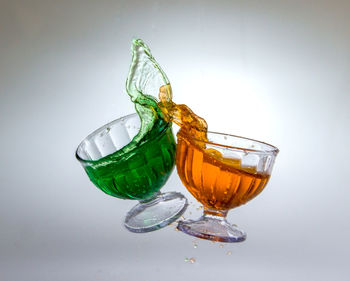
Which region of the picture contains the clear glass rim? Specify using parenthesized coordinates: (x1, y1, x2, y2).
(75, 113, 171, 163)
(178, 130, 279, 154)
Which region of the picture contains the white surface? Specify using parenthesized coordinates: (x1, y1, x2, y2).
(1, 0, 349, 280)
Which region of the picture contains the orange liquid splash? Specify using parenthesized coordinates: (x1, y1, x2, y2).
(158, 84, 208, 141)
(158, 84, 270, 210)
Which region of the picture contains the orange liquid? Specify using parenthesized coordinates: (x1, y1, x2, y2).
(176, 131, 270, 210)
(158, 84, 269, 211)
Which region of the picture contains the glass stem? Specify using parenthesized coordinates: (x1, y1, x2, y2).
(203, 208, 228, 220)
(139, 191, 161, 205)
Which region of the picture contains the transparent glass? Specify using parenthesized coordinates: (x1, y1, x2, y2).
(76, 113, 188, 233)
(176, 130, 279, 242)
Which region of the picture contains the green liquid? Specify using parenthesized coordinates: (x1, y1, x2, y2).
(84, 125, 176, 200)
(80, 39, 175, 200)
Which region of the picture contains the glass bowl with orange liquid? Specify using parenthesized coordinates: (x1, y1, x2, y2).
(176, 129, 279, 242)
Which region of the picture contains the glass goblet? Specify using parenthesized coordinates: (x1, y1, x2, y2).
(76, 113, 188, 233)
(176, 129, 279, 242)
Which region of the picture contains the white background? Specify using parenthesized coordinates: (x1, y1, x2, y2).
(1, 0, 349, 280)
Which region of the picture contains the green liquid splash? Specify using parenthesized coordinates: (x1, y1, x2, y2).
(125, 38, 172, 145)
(81, 39, 176, 200)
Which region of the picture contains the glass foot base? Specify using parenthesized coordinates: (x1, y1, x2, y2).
(177, 215, 246, 242)
(124, 192, 188, 233)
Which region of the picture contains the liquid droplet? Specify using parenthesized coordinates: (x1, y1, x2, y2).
(226, 251, 232, 255)
(189, 257, 196, 264)
(219, 244, 224, 248)
(193, 243, 198, 249)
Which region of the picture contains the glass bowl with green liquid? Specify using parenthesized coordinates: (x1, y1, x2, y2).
(76, 113, 188, 232)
